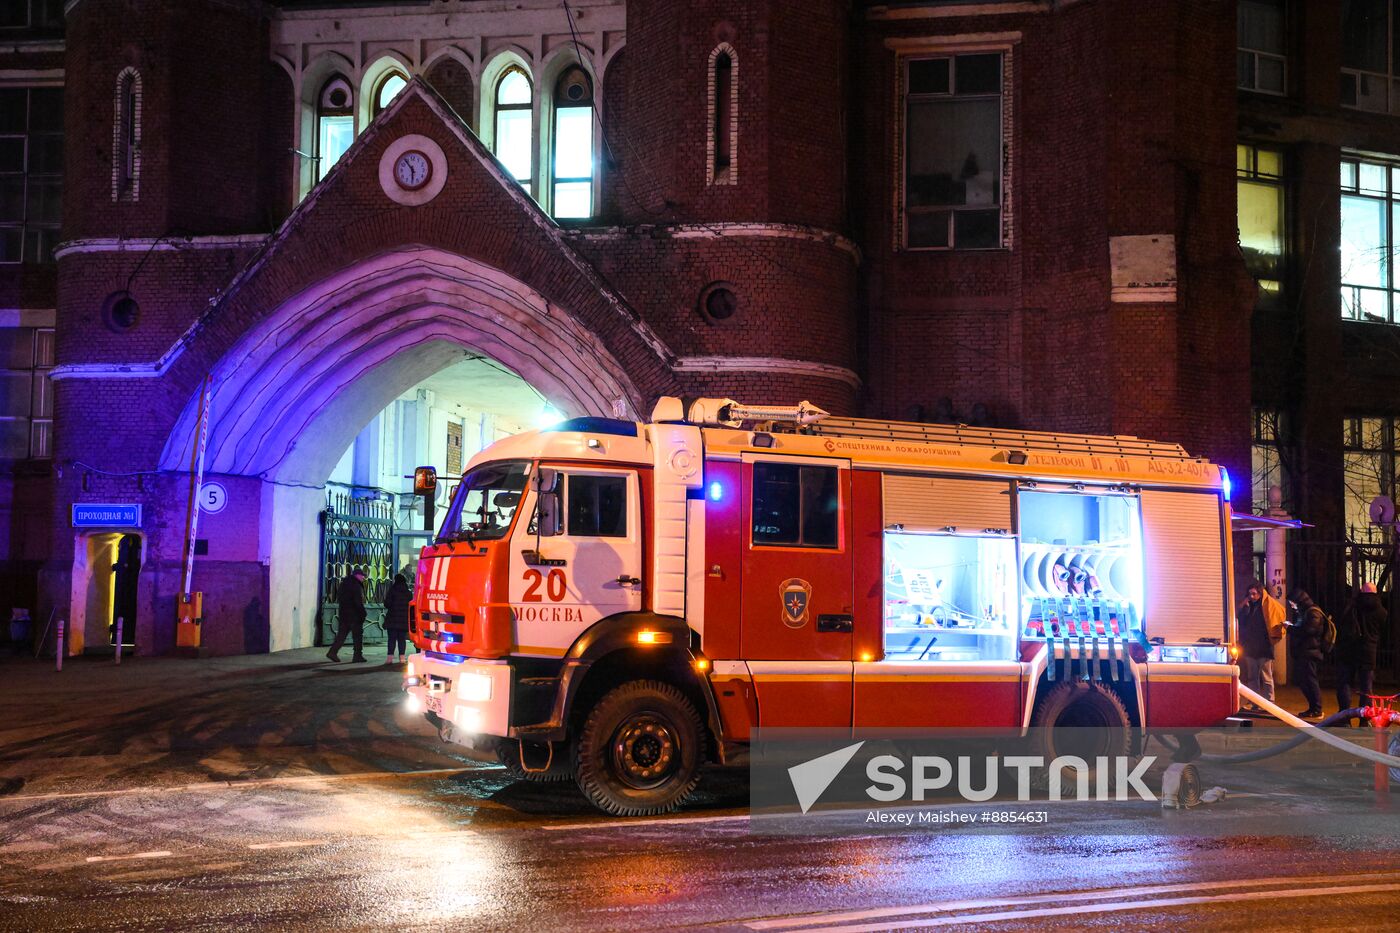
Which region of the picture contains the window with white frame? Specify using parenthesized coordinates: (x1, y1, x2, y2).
(113, 68, 141, 201)
(901, 52, 1004, 250)
(0, 86, 62, 264)
(0, 326, 53, 459)
(551, 66, 594, 219)
(1237, 144, 1285, 312)
(1340, 156, 1400, 323)
(1238, 0, 1287, 94)
(494, 67, 534, 195)
(1342, 0, 1399, 112)
(316, 76, 354, 182)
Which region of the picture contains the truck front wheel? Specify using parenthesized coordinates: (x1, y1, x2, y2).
(575, 680, 704, 816)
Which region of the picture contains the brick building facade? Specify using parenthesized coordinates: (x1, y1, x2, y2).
(0, 0, 1298, 656)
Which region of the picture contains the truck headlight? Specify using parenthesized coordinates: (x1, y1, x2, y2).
(405, 693, 422, 713)
(459, 672, 493, 703)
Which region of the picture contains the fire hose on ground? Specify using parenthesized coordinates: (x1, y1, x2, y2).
(1154, 684, 1400, 771)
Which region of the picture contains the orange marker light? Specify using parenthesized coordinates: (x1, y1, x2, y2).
(695, 657, 710, 671)
(637, 630, 673, 645)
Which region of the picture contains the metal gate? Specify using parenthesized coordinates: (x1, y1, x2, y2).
(1287, 540, 1399, 680)
(317, 490, 394, 646)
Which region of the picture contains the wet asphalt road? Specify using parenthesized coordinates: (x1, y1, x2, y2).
(1, 649, 1398, 932)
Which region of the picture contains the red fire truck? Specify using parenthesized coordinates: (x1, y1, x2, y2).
(404, 398, 1239, 814)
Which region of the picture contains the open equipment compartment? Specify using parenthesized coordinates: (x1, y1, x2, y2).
(882, 531, 1018, 661)
(1016, 485, 1145, 641)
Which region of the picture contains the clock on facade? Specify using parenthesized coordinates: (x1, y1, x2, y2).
(379, 134, 447, 206)
(394, 150, 432, 191)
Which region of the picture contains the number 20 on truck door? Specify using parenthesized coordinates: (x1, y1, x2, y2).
(522, 568, 567, 602)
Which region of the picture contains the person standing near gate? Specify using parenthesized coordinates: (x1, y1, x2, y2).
(1238, 580, 1285, 709)
(383, 573, 411, 666)
(1337, 582, 1386, 712)
(1289, 589, 1327, 720)
(326, 568, 368, 663)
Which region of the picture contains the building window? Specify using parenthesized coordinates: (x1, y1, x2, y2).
(373, 70, 408, 116)
(1339, 156, 1400, 323)
(1343, 416, 1397, 543)
(552, 66, 594, 219)
(494, 67, 533, 195)
(316, 76, 354, 182)
(1342, 0, 1398, 111)
(1238, 1, 1287, 94)
(1252, 408, 1290, 513)
(1237, 144, 1285, 312)
(113, 68, 141, 201)
(0, 86, 63, 264)
(0, 326, 53, 459)
(902, 52, 1005, 250)
(707, 44, 738, 185)
(0, 0, 63, 29)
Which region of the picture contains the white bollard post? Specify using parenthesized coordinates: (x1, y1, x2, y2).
(55, 619, 64, 672)
(114, 617, 123, 665)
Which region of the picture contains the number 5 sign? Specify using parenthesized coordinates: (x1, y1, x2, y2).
(199, 481, 228, 514)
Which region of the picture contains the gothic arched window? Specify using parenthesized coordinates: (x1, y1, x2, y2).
(494, 67, 534, 194)
(551, 65, 593, 218)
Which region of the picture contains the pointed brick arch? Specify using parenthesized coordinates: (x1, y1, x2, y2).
(159, 247, 642, 484)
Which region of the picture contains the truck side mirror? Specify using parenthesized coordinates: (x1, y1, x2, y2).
(535, 468, 563, 536)
(413, 466, 437, 496)
(414, 466, 438, 532)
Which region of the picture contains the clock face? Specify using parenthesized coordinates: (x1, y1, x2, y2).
(394, 150, 431, 191)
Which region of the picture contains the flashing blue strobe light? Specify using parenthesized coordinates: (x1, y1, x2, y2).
(708, 480, 723, 502)
(1220, 466, 1232, 502)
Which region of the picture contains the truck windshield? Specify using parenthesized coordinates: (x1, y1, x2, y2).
(438, 460, 530, 543)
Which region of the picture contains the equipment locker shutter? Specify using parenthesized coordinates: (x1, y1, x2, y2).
(1139, 489, 1228, 644)
(881, 474, 1013, 533)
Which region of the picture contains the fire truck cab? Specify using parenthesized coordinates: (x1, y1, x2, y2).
(404, 397, 1239, 815)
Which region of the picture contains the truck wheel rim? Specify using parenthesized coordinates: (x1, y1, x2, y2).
(611, 714, 678, 789)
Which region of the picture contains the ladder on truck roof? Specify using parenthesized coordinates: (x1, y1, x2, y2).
(789, 415, 1198, 462)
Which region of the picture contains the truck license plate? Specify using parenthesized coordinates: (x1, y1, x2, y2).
(425, 695, 443, 714)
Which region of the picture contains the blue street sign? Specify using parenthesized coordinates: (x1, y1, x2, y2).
(72, 503, 142, 528)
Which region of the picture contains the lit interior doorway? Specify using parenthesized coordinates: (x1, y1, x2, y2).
(315, 356, 559, 646)
(70, 531, 142, 654)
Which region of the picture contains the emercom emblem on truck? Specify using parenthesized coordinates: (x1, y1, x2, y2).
(781, 578, 812, 627)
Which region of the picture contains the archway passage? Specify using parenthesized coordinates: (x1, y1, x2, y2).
(158, 248, 643, 653)
(162, 247, 640, 483)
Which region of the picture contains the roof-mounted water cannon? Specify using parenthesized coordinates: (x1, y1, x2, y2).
(681, 397, 829, 428)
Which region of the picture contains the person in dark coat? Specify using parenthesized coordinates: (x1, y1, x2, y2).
(383, 573, 411, 665)
(327, 569, 368, 663)
(1289, 589, 1326, 720)
(1337, 582, 1387, 711)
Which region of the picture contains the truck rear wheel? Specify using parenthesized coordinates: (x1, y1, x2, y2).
(1027, 681, 1132, 791)
(575, 680, 703, 816)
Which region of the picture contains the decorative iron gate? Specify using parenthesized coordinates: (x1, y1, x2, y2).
(317, 489, 394, 646)
(1287, 540, 1399, 680)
